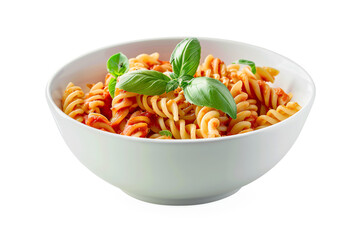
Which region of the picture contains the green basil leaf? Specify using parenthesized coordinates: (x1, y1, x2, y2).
(159, 130, 172, 137)
(183, 77, 237, 119)
(116, 70, 170, 95)
(169, 72, 177, 79)
(233, 59, 256, 74)
(179, 75, 194, 88)
(108, 77, 117, 98)
(165, 79, 179, 93)
(107, 52, 129, 77)
(170, 38, 201, 77)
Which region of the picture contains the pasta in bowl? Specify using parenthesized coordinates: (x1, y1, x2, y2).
(46, 38, 315, 205)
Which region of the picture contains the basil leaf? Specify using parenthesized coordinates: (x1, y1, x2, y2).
(108, 77, 117, 98)
(233, 59, 256, 74)
(117, 70, 170, 95)
(170, 38, 201, 77)
(159, 130, 172, 137)
(179, 75, 194, 88)
(165, 79, 179, 93)
(183, 77, 237, 119)
(107, 52, 129, 77)
(169, 72, 177, 79)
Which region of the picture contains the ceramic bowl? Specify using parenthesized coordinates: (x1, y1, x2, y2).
(46, 37, 315, 205)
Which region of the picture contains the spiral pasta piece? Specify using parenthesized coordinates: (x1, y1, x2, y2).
(195, 106, 223, 138)
(129, 53, 157, 71)
(62, 82, 85, 122)
(230, 81, 257, 114)
(84, 82, 105, 114)
(195, 54, 231, 87)
(86, 113, 115, 133)
(196, 55, 228, 78)
(111, 88, 138, 130)
(129, 52, 172, 73)
(104, 73, 113, 86)
(151, 62, 172, 73)
(136, 94, 185, 121)
(121, 111, 151, 137)
(258, 104, 269, 116)
(255, 102, 301, 129)
(238, 66, 292, 109)
(154, 117, 197, 139)
(178, 102, 196, 122)
(254, 66, 279, 83)
(227, 64, 279, 83)
(227, 81, 258, 135)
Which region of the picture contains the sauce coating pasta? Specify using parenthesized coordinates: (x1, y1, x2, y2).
(62, 53, 301, 139)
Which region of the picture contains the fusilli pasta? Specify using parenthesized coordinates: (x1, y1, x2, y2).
(195, 106, 222, 138)
(136, 94, 185, 121)
(121, 111, 151, 137)
(86, 113, 115, 133)
(84, 82, 105, 114)
(62, 82, 85, 123)
(255, 102, 301, 129)
(62, 52, 301, 139)
(237, 66, 292, 109)
(152, 117, 197, 139)
(111, 89, 138, 131)
(129, 52, 172, 73)
(227, 81, 258, 135)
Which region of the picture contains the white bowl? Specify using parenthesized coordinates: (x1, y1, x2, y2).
(46, 37, 315, 205)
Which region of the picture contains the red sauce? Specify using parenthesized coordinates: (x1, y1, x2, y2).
(247, 115, 258, 127)
(100, 89, 113, 120)
(257, 80, 266, 90)
(86, 115, 106, 126)
(275, 88, 290, 102)
(120, 111, 152, 137)
(139, 111, 153, 118)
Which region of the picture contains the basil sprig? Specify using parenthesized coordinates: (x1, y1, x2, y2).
(233, 59, 256, 74)
(106, 52, 129, 98)
(116, 38, 237, 119)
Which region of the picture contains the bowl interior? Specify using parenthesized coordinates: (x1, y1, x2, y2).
(49, 38, 315, 112)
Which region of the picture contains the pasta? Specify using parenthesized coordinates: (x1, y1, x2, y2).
(129, 53, 172, 73)
(84, 82, 105, 114)
(227, 81, 258, 135)
(150, 118, 197, 139)
(195, 54, 231, 88)
(86, 113, 115, 133)
(136, 93, 185, 121)
(255, 102, 301, 129)
(195, 106, 222, 138)
(62, 82, 85, 122)
(110, 88, 138, 131)
(121, 111, 151, 137)
(235, 66, 292, 109)
(61, 52, 302, 139)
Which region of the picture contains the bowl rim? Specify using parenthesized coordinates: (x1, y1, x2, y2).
(46, 36, 316, 144)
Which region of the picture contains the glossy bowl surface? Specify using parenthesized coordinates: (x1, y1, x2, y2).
(46, 37, 315, 205)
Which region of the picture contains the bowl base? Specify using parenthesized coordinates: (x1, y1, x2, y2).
(122, 188, 241, 205)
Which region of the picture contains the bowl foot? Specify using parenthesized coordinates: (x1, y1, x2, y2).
(122, 188, 241, 205)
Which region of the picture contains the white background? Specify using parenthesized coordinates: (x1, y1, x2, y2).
(1, 0, 359, 239)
